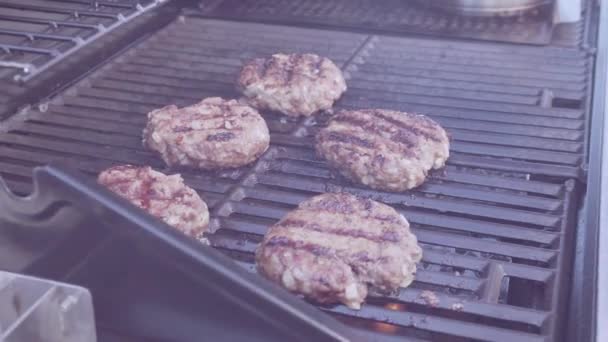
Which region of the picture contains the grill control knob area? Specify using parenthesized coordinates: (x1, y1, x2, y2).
(0, 271, 96, 342)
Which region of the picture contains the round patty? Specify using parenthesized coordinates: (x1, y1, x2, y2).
(316, 109, 450, 192)
(237, 53, 347, 117)
(98, 165, 209, 238)
(143, 97, 270, 169)
(255, 192, 422, 310)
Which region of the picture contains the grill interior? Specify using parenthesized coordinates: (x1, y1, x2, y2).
(198, 0, 563, 45)
(0, 15, 591, 341)
(0, 0, 162, 82)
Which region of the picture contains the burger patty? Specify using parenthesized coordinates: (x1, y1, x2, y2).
(255, 193, 422, 310)
(143, 97, 270, 169)
(98, 165, 209, 238)
(237, 53, 347, 117)
(316, 109, 450, 192)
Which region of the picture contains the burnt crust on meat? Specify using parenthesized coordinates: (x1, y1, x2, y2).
(237, 53, 347, 117)
(98, 165, 209, 238)
(143, 97, 270, 169)
(255, 192, 422, 310)
(315, 109, 450, 192)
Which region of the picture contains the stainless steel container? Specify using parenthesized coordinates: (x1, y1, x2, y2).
(423, 0, 553, 16)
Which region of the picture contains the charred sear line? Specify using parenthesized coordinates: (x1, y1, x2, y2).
(264, 235, 335, 257)
(350, 251, 390, 264)
(370, 110, 442, 143)
(137, 170, 153, 203)
(320, 131, 375, 149)
(264, 235, 390, 264)
(333, 114, 417, 149)
(200, 107, 242, 120)
(358, 197, 374, 211)
(279, 219, 401, 243)
(173, 126, 195, 133)
(206, 132, 236, 142)
(261, 57, 274, 78)
(313, 56, 324, 75)
(285, 54, 300, 85)
(373, 214, 401, 224)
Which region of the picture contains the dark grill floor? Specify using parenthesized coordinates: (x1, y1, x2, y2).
(0, 17, 588, 341)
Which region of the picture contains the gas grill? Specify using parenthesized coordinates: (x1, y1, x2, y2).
(0, 1, 605, 341)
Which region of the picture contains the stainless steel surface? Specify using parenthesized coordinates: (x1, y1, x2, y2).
(0, 271, 96, 342)
(423, 0, 553, 16)
(596, 2, 608, 341)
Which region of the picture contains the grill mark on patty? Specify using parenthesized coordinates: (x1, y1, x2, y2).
(320, 131, 375, 149)
(313, 56, 324, 76)
(332, 113, 418, 151)
(369, 110, 442, 143)
(206, 132, 236, 142)
(278, 219, 401, 243)
(264, 235, 334, 257)
(264, 235, 390, 264)
(359, 114, 419, 149)
(260, 58, 274, 79)
(285, 54, 301, 86)
(322, 144, 368, 165)
(171, 124, 242, 133)
(101, 167, 155, 210)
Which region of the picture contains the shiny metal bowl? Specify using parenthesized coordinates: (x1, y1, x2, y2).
(422, 0, 553, 16)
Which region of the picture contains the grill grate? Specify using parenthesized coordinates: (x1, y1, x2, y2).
(197, 0, 558, 45)
(0, 17, 588, 341)
(0, 0, 166, 82)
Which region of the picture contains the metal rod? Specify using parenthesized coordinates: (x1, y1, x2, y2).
(0, 15, 101, 30)
(46, 0, 137, 9)
(0, 44, 59, 56)
(0, 29, 77, 42)
(0, 3, 120, 19)
(0, 61, 35, 74)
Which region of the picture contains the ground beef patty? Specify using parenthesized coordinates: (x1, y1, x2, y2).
(237, 53, 347, 117)
(143, 97, 270, 169)
(255, 193, 422, 310)
(98, 165, 209, 238)
(316, 109, 450, 192)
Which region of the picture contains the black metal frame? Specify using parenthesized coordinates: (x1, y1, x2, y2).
(567, 0, 608, 341)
